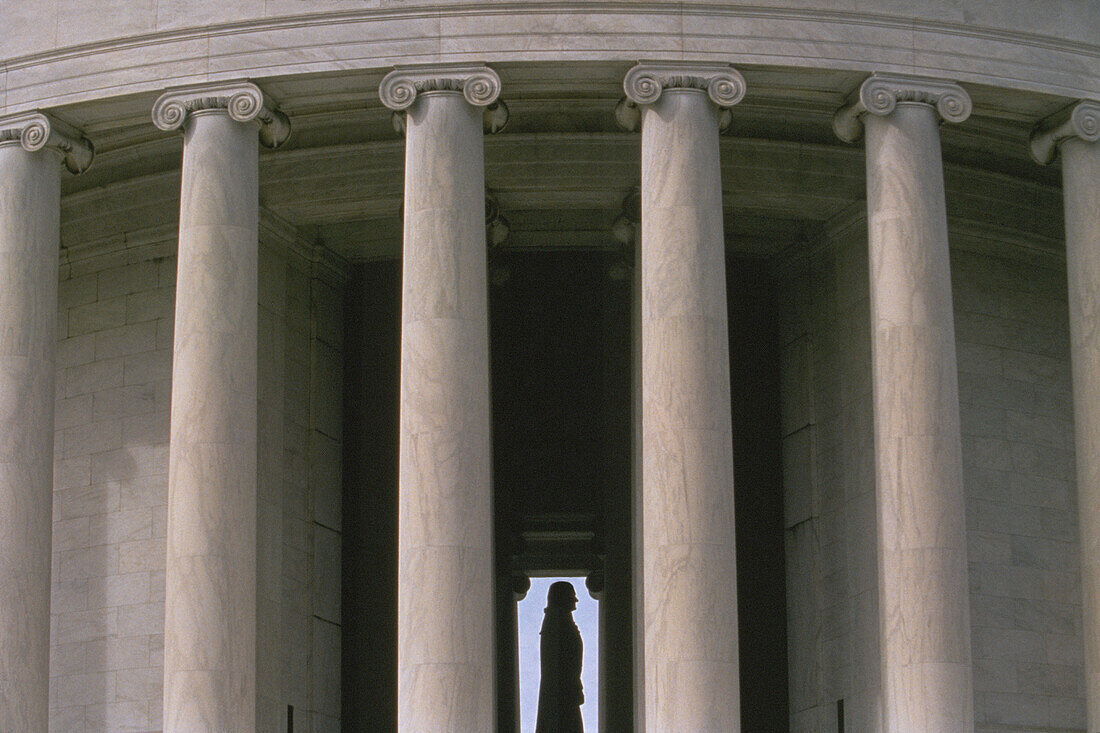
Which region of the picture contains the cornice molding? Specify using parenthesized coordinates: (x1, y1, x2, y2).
(151, 81, 291, 148)
(60, 222, 177, 269)
(0, 111, 94, 174)
(833, 73, 972, 143)
(1029, 100, 1100, 165)
(3, 5, 1098, 121)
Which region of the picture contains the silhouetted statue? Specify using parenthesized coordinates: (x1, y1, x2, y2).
(536, 581, 584, 733)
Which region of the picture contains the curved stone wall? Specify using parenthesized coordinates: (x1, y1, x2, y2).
(0, 2, 1095, 732)
(2, 1, 1099, 114)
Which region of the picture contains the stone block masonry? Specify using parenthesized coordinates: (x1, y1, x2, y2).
(50, 240, 175, 732)
(48, 222, 346, 732)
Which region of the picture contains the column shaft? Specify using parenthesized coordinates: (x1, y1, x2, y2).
(864, 103, 974, 730)
(639, 88, 740, 731)
(397, 90, 495, 731)
(1063, 136, 1100, 729)
(164, 110, 259, 731)
(631, 227, 646, 728)
(0, 143, 59, 733)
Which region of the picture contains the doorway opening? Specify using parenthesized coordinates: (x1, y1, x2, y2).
(518, 576, 600, 732)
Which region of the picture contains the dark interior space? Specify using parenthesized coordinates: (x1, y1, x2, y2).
(488, 249, 632, 732)
(728, 258, 790, 730)
(489, 249, 610, 522)
(341, 261, 400, 731)
(340, 249, 788, 731)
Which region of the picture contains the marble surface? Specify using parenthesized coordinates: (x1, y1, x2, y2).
(863, 100, 974, 730)
(633, 66, 741, 730)
(388, 73, 495, 731)
(1061, 123, 1100, 731)
(162, 103, 259, 731)
(779, 207, 1086, 730)
(2, 3, 1099, 115)
(0, 138, 61, 733)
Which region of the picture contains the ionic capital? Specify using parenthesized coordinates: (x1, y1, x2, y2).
(833, 73, 972, 143)
(380, 64, 503, 110)
(1029, 100, 1100, 165)
(380, 64, 507, 134)
(622, 61, 746, 109)
(0, 112, 94, 174)
(152, 81, 291, 149)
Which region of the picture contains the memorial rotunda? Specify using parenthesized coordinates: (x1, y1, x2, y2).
(0, 2, 1098, 731)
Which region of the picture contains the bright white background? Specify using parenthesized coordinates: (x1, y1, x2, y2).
(518, 577, 599, 732)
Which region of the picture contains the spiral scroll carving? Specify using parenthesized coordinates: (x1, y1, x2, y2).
(463, 71, 502, 107)
(623, 63, 746, 109)
(860, 75, 972, 123)
(860, 79, 899, 117)
(228, 88, 264, 123)
(1030, 100, 1100, 164)
(19, 115, 51, 152)
(151, 82, 289, 148)
(380, 65, 503, 112)
(151, 97, 188, 131)
(1071, 101, 1100, 142)
(935, 87, 973, 124)
(623, 68, 663, 105)
(707, 71, 747, 108)
(378, 76, 418, 111)
(0, 112, 94, 174)
(836, 73, 972, 143)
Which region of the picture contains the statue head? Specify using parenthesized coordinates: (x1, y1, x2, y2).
(547, 581, 578, 611)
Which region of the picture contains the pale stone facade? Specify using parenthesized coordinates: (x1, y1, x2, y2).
(0, 2, 1097, 732)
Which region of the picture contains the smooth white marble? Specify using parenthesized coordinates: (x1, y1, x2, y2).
(156, 84, 282, 731)
(3, 2, 1100, 116)
(1039, 100, 1100, 731)
(0, 112, 89, 733)
(0, 130, 59, 733)
(626, 62, 743, 731)
(381, 65, 501, 733)
(850, 76, 975, 731)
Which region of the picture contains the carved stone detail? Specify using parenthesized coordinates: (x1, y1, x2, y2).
(611, 186, 641, 247)
(379, 64, 503, 110)
(622, 62, 746, 110)
(485, 192, 510, 246)
(1030, 100, 1100, 165)
(152, 81, 291, 148)
(0, 112, 94, 174)
(833, 73, 972, 143)
(380, 64, 507, 135)
(614, 96, 642, 132)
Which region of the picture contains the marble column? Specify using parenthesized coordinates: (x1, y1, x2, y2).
(380, 64, 504, 732)
(0, 112, 91, 733)
(152, 82, 289, 732)
(1030, 100, 1100, 730)
(623, 61, 746, 731)
(835, 74, 974, 731)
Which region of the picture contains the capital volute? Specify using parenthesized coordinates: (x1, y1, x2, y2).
(618, 62, 745, 132)
(833, 73, 972, 143)
(380, 64, 508, 135)
(1029, 100, 1100, 165)
(0, 112, 94, 174)
(152, 81, 291, 149)
(623, 62, 746, 109)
